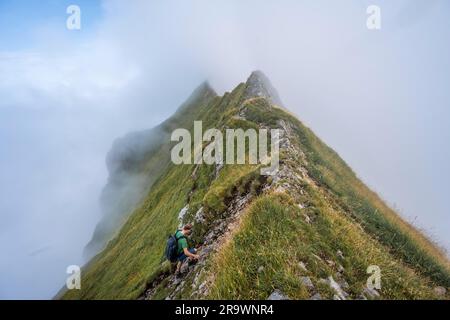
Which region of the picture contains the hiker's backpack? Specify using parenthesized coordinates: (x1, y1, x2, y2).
(165, 233, 184, 262)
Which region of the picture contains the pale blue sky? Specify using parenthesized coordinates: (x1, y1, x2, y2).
(0, 0, 102, 50)
(0, 0, 449, 299)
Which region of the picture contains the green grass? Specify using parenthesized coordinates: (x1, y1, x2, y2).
(203, 164, 258, 214)
(62, 77, 449, 300)
(61, 80, 249, 299)
(63, 163, 196, 299)
(244, 99, 450, 286)
(289, 117, 450, 286)
(207, 192, 444, 299)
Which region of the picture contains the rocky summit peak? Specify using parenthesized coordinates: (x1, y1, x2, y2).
(244, 70, 283, 107)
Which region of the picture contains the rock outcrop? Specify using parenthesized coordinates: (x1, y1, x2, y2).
(244, 71, 284, 107)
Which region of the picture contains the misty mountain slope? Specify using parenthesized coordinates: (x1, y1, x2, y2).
(62, 72, 449, 300)
(84, 83, 218, 259)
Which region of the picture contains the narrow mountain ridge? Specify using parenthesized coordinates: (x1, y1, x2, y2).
(62, 71, 449, 300)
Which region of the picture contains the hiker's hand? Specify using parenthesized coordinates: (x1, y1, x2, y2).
(193, 254, 200, 260)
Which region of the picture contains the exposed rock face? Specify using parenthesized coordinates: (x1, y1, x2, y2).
(310, 293, 322, 300)
(321, 276, 349, 300)
(300, 276, 315, 291)
(267, 290, 290, 300)
(433, 286, 447, 296)
(361, 286, 380, 299)
(178, 205, 189, 226)
(194, 207, 206, 224)
(243, 71, 284, 107)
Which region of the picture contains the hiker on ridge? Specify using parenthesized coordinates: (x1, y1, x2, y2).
(174, 224, 200, 273)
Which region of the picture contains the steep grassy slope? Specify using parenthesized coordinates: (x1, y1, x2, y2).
(84, 83, 218, 258)
(244, 100, 450, 286)
(61, 80, 247, 299)
(62, 72, 449, 300)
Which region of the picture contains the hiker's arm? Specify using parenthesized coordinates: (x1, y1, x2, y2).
(183, 248, 199, 259)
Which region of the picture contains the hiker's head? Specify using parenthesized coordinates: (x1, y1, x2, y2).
(181, 224, 193, 236)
